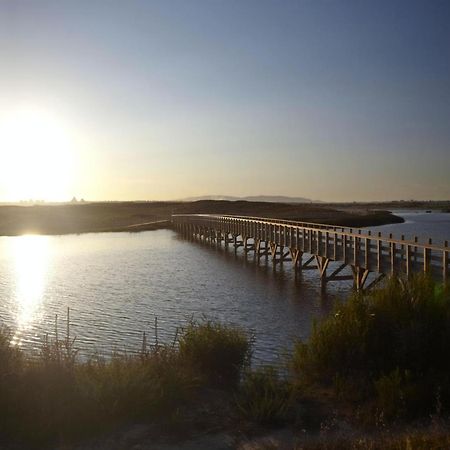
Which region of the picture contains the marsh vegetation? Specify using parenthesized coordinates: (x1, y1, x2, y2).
(0, 200, 404, 236)
(1, 276, 450, 449)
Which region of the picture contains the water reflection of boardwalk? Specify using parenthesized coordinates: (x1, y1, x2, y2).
(173, 214, 449, 290)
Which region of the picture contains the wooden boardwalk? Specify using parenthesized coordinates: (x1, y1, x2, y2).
(172, 214, 449, 290)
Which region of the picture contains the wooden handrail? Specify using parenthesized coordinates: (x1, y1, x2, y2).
(172, 214, 448, 252)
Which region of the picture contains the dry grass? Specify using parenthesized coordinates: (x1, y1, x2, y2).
(0, 316, 251, 447)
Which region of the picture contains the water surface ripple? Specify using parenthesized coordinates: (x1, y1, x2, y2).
(0, 211, 447, 364)
(0, 230, 342, 364)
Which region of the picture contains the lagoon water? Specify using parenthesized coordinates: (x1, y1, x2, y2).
(368, 210, 450, 246)
(0, 211, 448, 363)
(0, 229, 339, 364)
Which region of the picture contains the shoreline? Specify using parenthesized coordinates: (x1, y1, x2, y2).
(0, 201, 406, 237)
(1, 278, 449, 449)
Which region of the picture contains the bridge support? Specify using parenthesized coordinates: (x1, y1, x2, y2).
(269, 243, 291, 266)
(256, 240, 269, 260)
(325, 263, 353, 284)
(233, 234, 243, 252)
(364, 273, 385, 291)
(302, 256, 318, 271)
(244, 237, 256, 254)
(254, 239, 261, 258)
(315, 256, 330, 280)
(172, 214, 448, 291)
(351, 266, 370, 291)
(289, 248, 303, 274)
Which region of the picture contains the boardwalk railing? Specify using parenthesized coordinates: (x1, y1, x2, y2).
(172, 214, 449, 290)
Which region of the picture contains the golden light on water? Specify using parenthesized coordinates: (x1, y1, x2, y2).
(9, 235, 50, 346)
(0, 106, 74, 202)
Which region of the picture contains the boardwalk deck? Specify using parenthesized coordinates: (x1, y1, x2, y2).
(172, 214, 449, 290)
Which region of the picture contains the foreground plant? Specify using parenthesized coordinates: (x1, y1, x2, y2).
(292, 275, 450, 420)
(236, 366, 294, 426)
(0, 315, 255, 447)
(178, 319, 252, 386)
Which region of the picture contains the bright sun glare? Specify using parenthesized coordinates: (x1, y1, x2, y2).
(9, 235, 50, 346)
(0, 107, 74, 201)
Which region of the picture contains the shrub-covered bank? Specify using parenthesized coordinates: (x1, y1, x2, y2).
(293, 276, 450, 421)
(0, 319, 253, 448)
(1, 276, 450, 449)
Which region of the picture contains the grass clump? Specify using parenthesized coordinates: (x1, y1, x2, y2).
(77, 347, 194, 423)
(179, 319, 252, 386)
(292, 275, 450, 420)
(0, 316, 255, 447)
(236, 366, 294, 426)
(1, 342, 195, 446)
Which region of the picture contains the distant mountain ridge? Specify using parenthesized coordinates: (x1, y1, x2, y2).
(178, 195, 319, 203)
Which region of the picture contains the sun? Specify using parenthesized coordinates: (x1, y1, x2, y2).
(0, 107, 74, 202)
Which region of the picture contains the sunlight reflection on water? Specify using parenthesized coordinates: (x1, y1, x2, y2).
(0, 211, 446, 363)
(0, 230, 338, 363)
(9, 235, 49, 346)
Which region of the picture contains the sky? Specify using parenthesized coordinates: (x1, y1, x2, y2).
(0, 0, 449, 202)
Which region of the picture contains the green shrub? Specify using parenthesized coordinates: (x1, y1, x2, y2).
(292, 276, 450, 419)
(77, 347, 194, 422)
(236, 366, 293, 426)
(0, 319, 200, 446)
(374, 368, 409, 420)
(0, 317, 255, 446)
(179, 320, 252, 386)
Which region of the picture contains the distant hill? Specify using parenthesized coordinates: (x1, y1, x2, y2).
(179, 195, 318, 203)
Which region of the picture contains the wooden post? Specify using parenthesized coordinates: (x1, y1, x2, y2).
(444, 241, 448, 285)
(406, 244, 411, 277)
(172, 215, 448, 289)
(343, 235, 347, 263)
(424, 238, 432, 273)
(377, 232, 382, 273)
(279, 245, 285, 265)
(353, 235, 358, 266)
(365, 237, 370, 270)
(391, 243, 396, 275)
(413, 236, 418, 267)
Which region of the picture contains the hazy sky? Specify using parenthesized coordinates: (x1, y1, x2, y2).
(1, 0, 449, 202)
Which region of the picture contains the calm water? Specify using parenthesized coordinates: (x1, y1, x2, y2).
(0, 211, 448, 363)
(368, 210, 450, 246)
(0, 230, 341, 364)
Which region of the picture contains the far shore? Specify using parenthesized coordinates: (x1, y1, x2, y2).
(0, 200, 412, 237)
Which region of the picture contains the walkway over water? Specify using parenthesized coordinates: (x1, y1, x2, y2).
(173, 214, 449, 290)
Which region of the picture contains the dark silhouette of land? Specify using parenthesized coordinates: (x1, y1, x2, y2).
(0, 200, 412, 236)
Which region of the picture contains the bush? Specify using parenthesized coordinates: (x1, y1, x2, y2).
(0, 323, 198, 446)
(179, 320, 252, 386)
(77, 347, 194, 422)
(0, 317, 255, 446)
(292, 276, 450, 419)
(235, 366, 293, 426)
